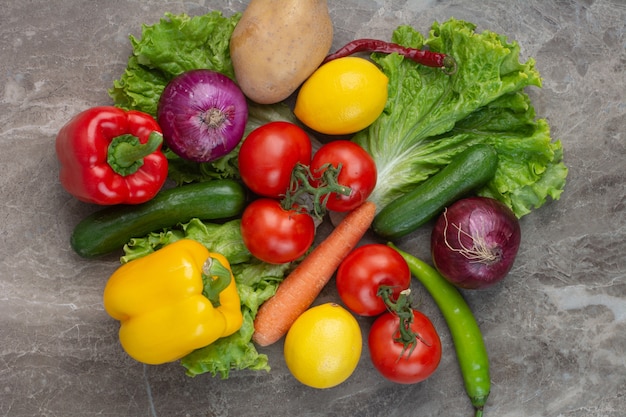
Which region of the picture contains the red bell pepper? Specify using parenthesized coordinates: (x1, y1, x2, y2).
(55, 106, 168, 205)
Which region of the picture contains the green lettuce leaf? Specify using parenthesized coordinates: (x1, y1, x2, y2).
(109, 11, 240, 116)
(354, 19, 567, 217)
(120, 219, 292, 378)
(442, 92, 568, 216)
(181, 310, 268, 378)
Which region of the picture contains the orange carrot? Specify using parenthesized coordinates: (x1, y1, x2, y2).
(252, 201, 377, 346)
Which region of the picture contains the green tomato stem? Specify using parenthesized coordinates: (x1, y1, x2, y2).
(377, 286, 431, 359)
(281, 162, 351, 218)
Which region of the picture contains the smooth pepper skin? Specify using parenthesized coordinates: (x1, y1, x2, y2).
(55, 106, 168, 205)
(103, 239, 243, 365)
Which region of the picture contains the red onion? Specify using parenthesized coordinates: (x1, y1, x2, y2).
(157, 69, 248, 163)
(431, 197, 521, 290)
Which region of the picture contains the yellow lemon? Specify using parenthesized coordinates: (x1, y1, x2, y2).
(294, 57, 388, 135)
(284, 303, 362, 389)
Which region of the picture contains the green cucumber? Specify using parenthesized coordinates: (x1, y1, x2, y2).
(372, 144, 498, 240)
(70, 179, 246, 258)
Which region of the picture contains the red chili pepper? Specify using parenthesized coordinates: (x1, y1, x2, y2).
(55, 106, 168, 205)
(322, 39, 457, 75)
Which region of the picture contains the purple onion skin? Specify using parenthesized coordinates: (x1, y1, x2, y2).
(431, 197, 521, 290)
(157, 69, 248, 163)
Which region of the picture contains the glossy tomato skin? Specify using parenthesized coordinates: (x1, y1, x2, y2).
(238, 121, 312, 198)
(310, 141, 377, 212)
(369, 310, 442, 384)
(336, 244, 411, 316)
(241, 198, 315, 264)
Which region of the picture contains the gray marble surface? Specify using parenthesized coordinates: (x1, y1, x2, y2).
(1, 0, 625, 416)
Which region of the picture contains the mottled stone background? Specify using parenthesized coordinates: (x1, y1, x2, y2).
(1, 1, 624, 416)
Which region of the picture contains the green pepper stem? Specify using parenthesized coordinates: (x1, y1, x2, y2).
(201, 256, 232, 308)
(442, 56, 458, 75)
(107, 131, 163, 176)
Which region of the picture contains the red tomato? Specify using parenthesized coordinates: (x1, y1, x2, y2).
(240, 198, 315, 264)
(310, 141, 377, 212)
(238, 121, 312, 198)
(368, 309, 442, 384)
(336, 244, 411, 316)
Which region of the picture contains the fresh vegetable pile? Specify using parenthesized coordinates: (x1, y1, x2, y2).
(55, 5, 568, 417)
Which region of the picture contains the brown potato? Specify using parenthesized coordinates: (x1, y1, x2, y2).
(230, 0, 333, 104)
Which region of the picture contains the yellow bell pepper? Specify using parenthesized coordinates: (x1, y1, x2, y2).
(103, 239, 243, 365)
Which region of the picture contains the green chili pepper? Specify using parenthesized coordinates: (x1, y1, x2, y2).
(388, 243, 490, 417)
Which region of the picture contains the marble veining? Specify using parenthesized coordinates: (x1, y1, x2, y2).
(1, 1, 624, 416)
